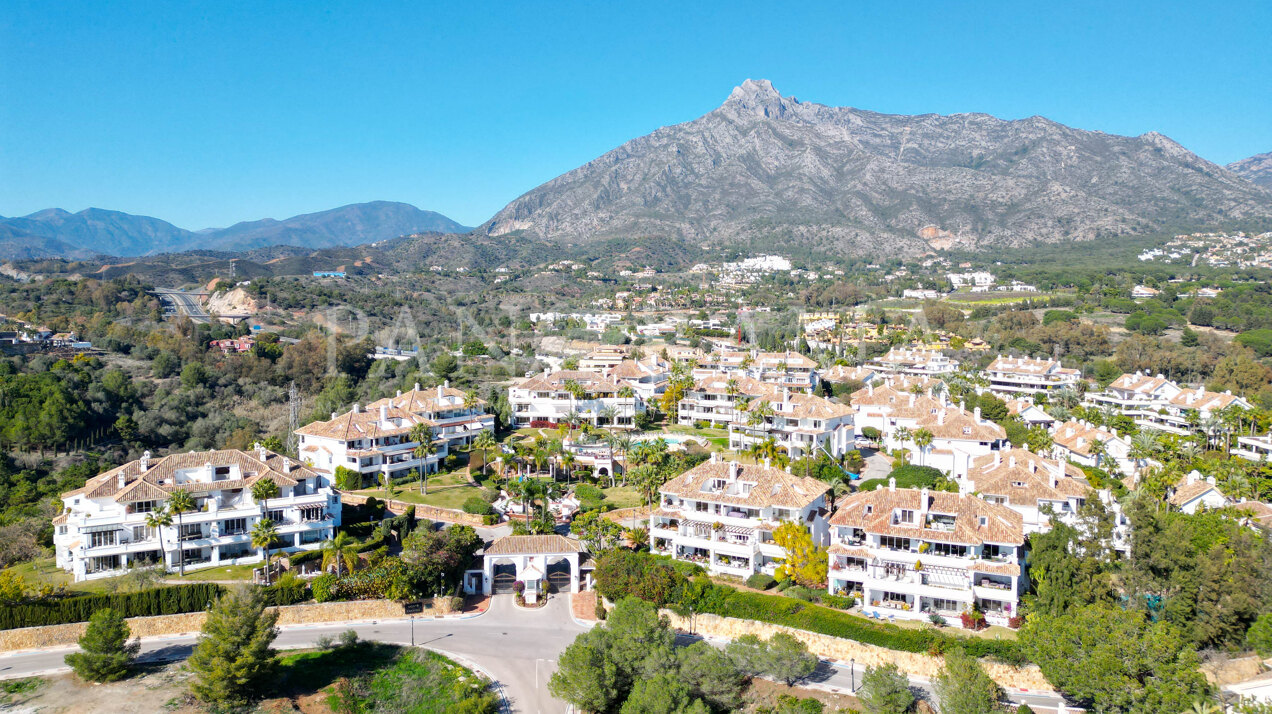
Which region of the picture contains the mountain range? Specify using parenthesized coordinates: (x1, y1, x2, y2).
(0, 202, 468, 260)
(1229, 151, 1272, 189)
(481, 79, 1272, 256)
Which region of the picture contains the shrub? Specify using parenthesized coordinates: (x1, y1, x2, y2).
(263, 575, 309, 606)
(821, 593, 855, 610)
(338, 629, 359, 648)
(311, 574, 338, 603)
(574, 484, 605, 503)
(785, 586, 818, 602)
(775, 579, 792, 592)
(64, 608, 139, 682)
(513, 580, 525, 594)
(746, 573, 777, 591)
(463, 496, 494, 515)
(0, 584, 224, 630)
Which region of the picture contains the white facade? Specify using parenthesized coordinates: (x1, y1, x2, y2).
(868, 348, 958, 377)
(828, 484, 1026, 628)
(508, 370, 644, 429)
(369, 382, 494, 452)
(728, 389, 856, 459)
(54, 447, 338, 581)
(983, 356, 1080, 395)
(650, 458, 830, 578)
(297, 403, 446, 487)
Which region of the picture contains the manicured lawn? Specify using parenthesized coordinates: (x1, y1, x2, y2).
(357, 481, 485, 510)
(172, 561, 261, 581)
(598, 484, 644, 509)
(7, 557, 133, 595)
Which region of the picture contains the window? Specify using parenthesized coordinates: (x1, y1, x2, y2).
(89, 530, 118, 548)
(879, 536, 911, 551)
(132, 525, 156, 542)
(221, 518, 247, 535)
(267, 509, 284, 523)
(180, 523, 202, 541)
(57, 526, 67, 535)
(896, 509, 916, 524)
(133, 500, 158, 514)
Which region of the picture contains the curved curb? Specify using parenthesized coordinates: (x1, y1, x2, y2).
(423, 646, 511, 713)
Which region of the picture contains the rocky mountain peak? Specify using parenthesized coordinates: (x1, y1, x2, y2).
(723, 78, 798, 119)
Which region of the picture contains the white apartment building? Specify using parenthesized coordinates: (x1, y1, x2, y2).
(947, 271, 995, 288)
(868, 348, 958, 377)
(54, 446, 338, 581)
(650, 457, 830, 578)
(1086, 372, 1182, 415)
(820, 365, 880, 386)
(1234, 434, 1272, 462)
(828, 483, 1026, 627)
(508, 370, 643, 429)
(604, 356, 671, 402)
(693, 350, 819, 392)
(1168, 471, 1230, 514)
(368, 382, 494, 451)
(1005, 399, 1056, 427)
(1051, 420, 1134, 475)
(962, 448, 1092, 533)
(886, 405, 1009, 479)
(729, 389, 856, 459)
(850, 380, 945, 436)
(297, 403, 444, 487)
(983, 356, 1080, 395)
(1146, 389, 1252, 436)
(678, 375, 775, 428)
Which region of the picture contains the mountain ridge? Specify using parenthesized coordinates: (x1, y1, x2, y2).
(1229, 151, 1272, 189)
(481, 79, 1272, 256)
(0, 201, 469, 260)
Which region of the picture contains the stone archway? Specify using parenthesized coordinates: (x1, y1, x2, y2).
(491, 558, 517, 594)
(545, 555, 573, 593)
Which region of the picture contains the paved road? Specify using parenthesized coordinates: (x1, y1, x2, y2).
(0, 595, 1074, 713)
(0, 595, 585, 714)
(152, 288, 211, 324)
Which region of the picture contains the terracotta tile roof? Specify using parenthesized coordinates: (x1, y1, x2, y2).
(606, 356, 669, 380)
(830, 488, 1024, 546)
(660, 460, 828, 509)
(61, 447, 318, 505)
(512, 370, 626, 395)
(1168, 389, 1246, 412)
(1234, 501, 1272, 527)
(485, 534, 584, 555)
(972, 562, 1021, 576)
(1052, 421, 1122, 457)
(821, 365, 877, 383)
(967, 448, 1091, 505)
(1169, 472, 1227, 508)
(740, 392, 854, 421)
(1108, 372, 1176, 396)
(296, 405, 434, 441)
(986, 356, 1078, 377)
(1005, 400, 1055, 421)
(51, 512, 68, 525)
(827, 544, 871, 559)
(914, 407, 1006, 442)
(689, 375, 776, 398)
(368, 383, 485, 415)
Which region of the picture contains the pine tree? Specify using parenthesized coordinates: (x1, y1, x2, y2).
(188, 586, 279, 707)
(64, 608, 139, 682)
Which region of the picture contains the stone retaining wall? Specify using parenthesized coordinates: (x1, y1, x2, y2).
(0, 599, 407, 653)
(340, 492, 484, 526)
(661, 610, 1053, 692)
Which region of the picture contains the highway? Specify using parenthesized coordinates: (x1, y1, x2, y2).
(151, 288, 211, 324)
(0, 595, 1076, 713)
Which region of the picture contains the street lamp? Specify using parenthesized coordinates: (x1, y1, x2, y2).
(410, 615, 414, 647)
(850, 658, 855, 691)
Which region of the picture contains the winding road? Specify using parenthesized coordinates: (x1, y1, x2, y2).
(0, 595, 1075, 713)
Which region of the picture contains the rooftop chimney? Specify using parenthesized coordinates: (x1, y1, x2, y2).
(974, 406, 981, 421)
(438, 383, 444, 400)
(352, 403, 361, 414)
(140, 450, 151, 472)
(396, 389, 402, 398)
(1009, 454, 1016, 469)
(380, 404, 388, 422)
(331, 412, 338, 421)
(888, 477, 896, 492)
(414, 382, 421, 391)
(729, 461, 740, 480)
(117, 472, 126, 489)
(993, 451, 1001, 467)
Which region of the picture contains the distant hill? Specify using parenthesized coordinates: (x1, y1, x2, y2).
(481, 79, 1272, 257)
(1229, 151, 1272, 189)
(0, 202, 469, 260)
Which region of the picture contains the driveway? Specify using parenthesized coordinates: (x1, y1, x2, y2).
(860, 447, 893, 480)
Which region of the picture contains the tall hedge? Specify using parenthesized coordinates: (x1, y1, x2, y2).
(0, 584, 224, 630)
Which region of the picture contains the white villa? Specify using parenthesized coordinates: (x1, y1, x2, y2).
(678, 375, 775, 429)
(1051, 420, 1135, 475)
(1234, 434, 1272, 463)
(54, 446, 338, 581)
(297, 403, 444, 487)
(368, 382, 494, 451)
(983, 356, 1080, 395)
(508, 370, 643, 429)
(1168, 471, 1230, 514)
(694, 350, 819, 392)
(828, 483, 1026, 627)
(650, 457, 830, 578)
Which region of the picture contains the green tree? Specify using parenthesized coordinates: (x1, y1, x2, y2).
(411, 422, 437, 494)
(322, 531, 360, 577)
(1020, 604, 1209, 713)
(188, 586, 280, 708)
(334, 465, 363, 491)
(912, 428, 934, 467)
(933, 648, 1003, 714)
(550, 626, 624, 713)
(677, 640, 745, 712)
(619, 673, 703, 714)
(764, 632, 818, 686)
(1246, 613, 1272, 657)
(144, 506, 174, 573)
(249, 518, 278, 585)
(64, 608, 140, 683)
(167, 489, 196, 576)
(857, 662, 914, 714)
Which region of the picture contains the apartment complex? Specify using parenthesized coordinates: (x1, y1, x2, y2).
(983, 356, 1080, 395)
(508, 370, 643, 428)
(650, 457, 830, 578)
(828, 483, 1026, 627)
(868, 348, 958, 376)
(694, 349, 819, 392)
(729, 389, 856, 459)
(962, 448, 1091, 533)
(297, 403, 444, 487)
(1051, 420, 1134, 475)
(54, 446, 338, 581)
(677, 375, 775, 428)
(368, 382, 494, 451)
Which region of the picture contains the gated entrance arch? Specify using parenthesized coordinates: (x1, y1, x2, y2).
(492, 559, 517, 594)
(546, 556, 572, 593)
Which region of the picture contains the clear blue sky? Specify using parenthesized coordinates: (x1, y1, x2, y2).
(2, 1, 1269, 230)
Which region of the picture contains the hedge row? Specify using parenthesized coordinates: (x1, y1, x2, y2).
(0, 584, 225, 630)
(691, 586, 1024, 665)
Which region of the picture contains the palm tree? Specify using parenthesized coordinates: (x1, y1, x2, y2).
(251, 479, 280, 521)
(145, 506, 174, 573)
(1089, 439, 1110, 470)
(626, 526, 650, 551)
(250, 518, 278, 585)
(599, 405, 618, 428)
(559, 451, 575, 484)
(616, 386, 636, 428)
(167, 489, 196, 576)
(468, 429, 498, 480)
(463, 389, 480, 412)
(1130, 432, 1159, 474)
(411, 423, 437, 494)
(912, 428, 934, 467)
(321, 532, 359, 577)
(746, 400, 774, 427)
(893, 426, 913, 451)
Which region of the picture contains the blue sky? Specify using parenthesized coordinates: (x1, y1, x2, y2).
(2, 2, 1269, 229)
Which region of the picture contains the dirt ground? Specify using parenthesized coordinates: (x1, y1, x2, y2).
(2, 663, 202, 714)
(744, 677, 865, 712)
